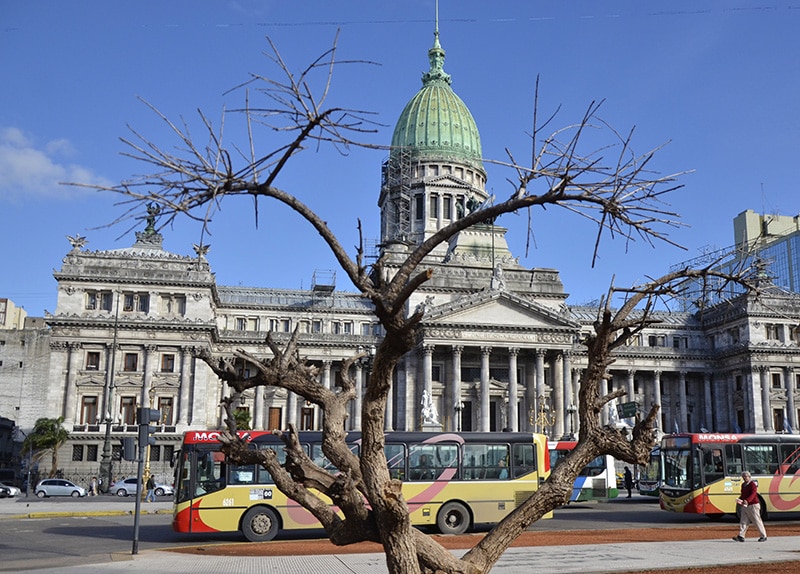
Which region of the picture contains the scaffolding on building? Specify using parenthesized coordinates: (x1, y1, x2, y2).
(380, 148, 413, 243)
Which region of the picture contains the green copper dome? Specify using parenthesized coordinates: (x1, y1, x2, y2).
(391, 30, 484, 173)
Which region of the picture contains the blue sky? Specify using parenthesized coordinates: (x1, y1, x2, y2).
(2, 1, 798, 316)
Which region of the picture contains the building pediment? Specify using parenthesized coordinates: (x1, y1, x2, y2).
(424, 174, 474, 189)
(424, 290, 578, 331)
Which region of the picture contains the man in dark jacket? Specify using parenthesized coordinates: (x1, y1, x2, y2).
(732, 471, 767, 542)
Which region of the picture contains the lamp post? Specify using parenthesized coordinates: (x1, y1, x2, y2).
(454, 401, 464, 432)
(140, 384, 156, 502)
(565, 403, 577, 440)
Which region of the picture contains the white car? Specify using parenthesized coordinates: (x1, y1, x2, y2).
(0, 482, 21, 497)
(112, 477, 174, 497)
(35, 479, 87, 498)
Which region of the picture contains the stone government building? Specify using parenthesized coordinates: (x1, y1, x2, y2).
(2, 27, 800, 481)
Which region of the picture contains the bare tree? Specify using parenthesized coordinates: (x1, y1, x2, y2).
(84, 37, 756, 573)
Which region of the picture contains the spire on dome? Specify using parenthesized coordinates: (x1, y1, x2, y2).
(422, 0, 451, 85)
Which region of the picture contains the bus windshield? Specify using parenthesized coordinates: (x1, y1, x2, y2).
(662, 446, 692, 490)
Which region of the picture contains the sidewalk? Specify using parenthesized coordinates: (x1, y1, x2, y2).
(3, 497, 799, 573)
(22, 536, 800, 574)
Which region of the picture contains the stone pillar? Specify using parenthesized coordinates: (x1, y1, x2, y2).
(703, 373, 713, 431)
(626, 369, 636, 425)
(254, 386, 264, 430)
(316, 360, 330, 429)
(535, 349, 545, 417)
(727, 372, 737, 432)
(177, 347, 192, 425)
(572, 368, 582, 437)
(552, 353, 564, 437)
(760, 366, 773, 432)
(678, 371, 687, 433)
(451, 346, 463, 432)
(287, 391, 297, 428)
(786, 367, 796, 433)
(63, 342, 80, 425)
(525, 357, 537, 432)
(507, 348, 519, 432)
(354, 362, 363, 430)
(142, 345, 157, 410)
(480, 346, 492, 432)
(653, 370, 663, 433)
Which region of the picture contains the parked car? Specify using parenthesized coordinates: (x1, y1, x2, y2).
(111, 477, 174, 497)
(0, 482, 21, 497)
(0, 485, 11, 498)
(35, 479, 87, 498)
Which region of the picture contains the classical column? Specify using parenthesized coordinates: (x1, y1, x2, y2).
(141, 345, 157, 412)
(507, 348, 519, 432)
(354, 362, 363, 430)
(317, 360, 332, 428)
(451, 346, 463, 432)
(678, 371, 687, 433)
(626, 369, 636, 425)
(480, 346, 492, 432)
(786, 367, 796, 433)
(760, 366, 773, 432)
(63, 342, 80, 425)
(287, 390, 297, 428)
(653, 370, 663, 432)
(535, 349, 545, 418)
(177, 347, 192, 426)
(525, 357, 537, 432)
(254, 386, 264, 430)
(703, 373, 713, 431)
(421, 345, 434, 400)
(552, 353, 564, 437)
(726, 372, 737, 432)
(572, 368, 582, 437)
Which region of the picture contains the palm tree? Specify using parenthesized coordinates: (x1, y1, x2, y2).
(22, 417, 70, 478)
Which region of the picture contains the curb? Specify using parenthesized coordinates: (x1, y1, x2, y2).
(0, 508, 173, 520)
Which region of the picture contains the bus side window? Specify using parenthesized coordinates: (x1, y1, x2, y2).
(512, 444, 535, 478)
(780, 445, 800, 474)
(725, 444, 743, 477)
(384, 443, 405, 480)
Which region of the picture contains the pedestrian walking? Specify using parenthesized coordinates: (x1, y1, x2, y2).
(145, 475, 156, 503)
(623, 467, 634, 498)
(89, 476, 98, 496)
(733, 471, 767, 542)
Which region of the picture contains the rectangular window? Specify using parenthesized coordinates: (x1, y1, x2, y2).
(312, 320, 322, 334)
(72, 445, 84, 462)
(300, 407, 315, 431)
(158, 397, 174, 425)
(648, 335, 666, 347)
(772, 373, 782, 389)
(160, 294, 186, 315)
(86, 444, 98, 462)
(342, 322, 352, 335)
(123, 292, 149, 313)
(443, 195, 452, 219)
(161, 354, 175, 373)
(150, 445, 161, 462)
(80, 396, 98, 425)
(121, 396, 137, 425)
(235, 318, 247, 331)
(431, 365, 442, 382)
(743, 444, 778, 475)
(123, 353, 138, 372)
(415, 195, 424, 220)
(280, 319, 291, 332)
(247, 317, 258, 331)
(86, 292, 97, 310)
(429, 194, 439, 218)
(86, 351, 101, 370)
(361, 323, 372, 336)
(332, 322, 341, 335)
(100, 292, 113, 311)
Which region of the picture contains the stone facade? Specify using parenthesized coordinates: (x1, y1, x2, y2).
(2, 27, 800, 482)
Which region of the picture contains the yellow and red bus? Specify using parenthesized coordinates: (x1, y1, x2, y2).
(172, 430, 550, 541)
(659, 433, 800, 519)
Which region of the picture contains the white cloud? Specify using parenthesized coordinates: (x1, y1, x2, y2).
(0, 127, 111, 200)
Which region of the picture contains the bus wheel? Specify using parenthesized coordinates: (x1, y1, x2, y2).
(241, 506, 280, 542)
(437, 501, 470, 535)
